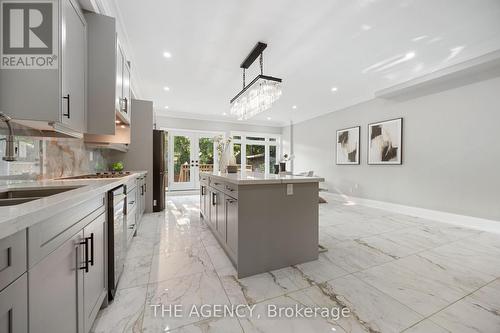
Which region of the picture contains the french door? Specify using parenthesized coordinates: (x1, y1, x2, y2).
(168, 131, 218, 191)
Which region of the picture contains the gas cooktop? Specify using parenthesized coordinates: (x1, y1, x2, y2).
(59, 172, 132, 179)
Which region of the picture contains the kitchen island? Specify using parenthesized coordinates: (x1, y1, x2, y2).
(200, 172, 324, 278)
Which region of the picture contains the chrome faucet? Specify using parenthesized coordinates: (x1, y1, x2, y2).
(0, 112, 17, 161)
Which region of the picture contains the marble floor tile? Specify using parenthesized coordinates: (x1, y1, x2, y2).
(354, 235, 421, 259)
(217, 265, 313, 306)
(321, 239, 395, 273)
(168, 317, 243, 333)
(238, 293, 346, 333)
(149, 246, 214, 284)
(126, 235, 158, 260)
(142, 271, 230, 332)
(91, 285, 147, 333)
(402, 320, 450, 333)
(118, 255, 153, 290)
(354, 254, 487, 316)
(204, 244, 234, 270)
(430, 279, 500, 333)
(293, 253, 349, 284)
(299, 275, 423, 333)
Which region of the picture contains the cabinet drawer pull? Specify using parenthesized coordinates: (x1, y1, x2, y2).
(123, 97, 128, 113)
(201, 186, 206, 195)
(129, 200, 135, 205)
(213, 182, 220, 185)
(212, 192, 217, 205)
(62, 94, 70, 118)
(89, 233, 94, 266)
(80, 237, 89, 273)
(225, 185, 234, 191)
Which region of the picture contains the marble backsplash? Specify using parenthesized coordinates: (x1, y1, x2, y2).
(0, 136, 114, 180)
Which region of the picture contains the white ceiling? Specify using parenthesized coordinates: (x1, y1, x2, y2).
(112, 0, 500, 126)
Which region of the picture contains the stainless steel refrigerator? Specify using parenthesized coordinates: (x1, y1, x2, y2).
(153, 130, 166, 212)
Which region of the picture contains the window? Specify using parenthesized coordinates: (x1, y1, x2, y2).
(231, 132, 280, 174)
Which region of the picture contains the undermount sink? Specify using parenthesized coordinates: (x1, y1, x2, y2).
(0, 186, 83, 206)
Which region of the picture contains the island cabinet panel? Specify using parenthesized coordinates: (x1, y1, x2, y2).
(199, 173, 321, 279)
(225, 196, 238, 258)
(216, 192, 226, 242)
(209, 189, 218, 231)
(0, 273, 28, 333)
(200, 185, 208, 218)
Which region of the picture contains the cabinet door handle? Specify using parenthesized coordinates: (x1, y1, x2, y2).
(79, 237, 89, 273)
(62, 94, 70, 118)
(212, 192, 217, 205)
(89, 233, 94, 266)
(129, 200, 135, 205)
(123, 97, 128, 113)
(201, 186, 206, 195)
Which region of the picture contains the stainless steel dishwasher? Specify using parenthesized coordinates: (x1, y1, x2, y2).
(107, 185, 126, 300)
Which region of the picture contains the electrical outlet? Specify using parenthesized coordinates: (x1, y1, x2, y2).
(287, 184, 293, 195)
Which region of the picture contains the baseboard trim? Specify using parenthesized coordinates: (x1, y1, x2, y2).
(327, 193, 500, 234)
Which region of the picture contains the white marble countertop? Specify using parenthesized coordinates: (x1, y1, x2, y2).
(0, 171, 147, 239)
(202, 171, 325, 185)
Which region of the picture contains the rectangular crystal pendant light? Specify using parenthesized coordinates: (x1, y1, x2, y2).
(229, 42, 282, 120)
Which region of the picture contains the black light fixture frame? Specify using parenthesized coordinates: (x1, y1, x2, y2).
(230, 42, 282, 104)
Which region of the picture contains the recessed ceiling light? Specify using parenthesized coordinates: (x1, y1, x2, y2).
(164, 106, 169, 109)
(163, 86, 170, 91)
(163, 51, 172, 58)
(266, 117, 272, 120)
(331, 87, 338, 92)
(222, 112, 227, 116)
(292, 105, 297, 109)
(361, 24, 372, 31)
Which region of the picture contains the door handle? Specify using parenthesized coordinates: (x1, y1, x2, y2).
(62, 94, 70, 118)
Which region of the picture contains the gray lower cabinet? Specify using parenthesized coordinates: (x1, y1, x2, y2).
(200, 185, 208, 218)
(29, 230, 84, 333)
(225, 196, 238, 257)
(29, 212, 107, 333)
(216, 193, 226, 242)
(83, 214, 107, 333)
(0, 274, 28, 333)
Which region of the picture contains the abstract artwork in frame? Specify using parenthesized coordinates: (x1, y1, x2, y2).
(336, 126, 360, 165)
(368, 118, 403, 165)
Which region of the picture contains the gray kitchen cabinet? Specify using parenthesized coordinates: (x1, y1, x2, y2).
(200, 185, 208, 218)
(85, 12, 117, 135)
(225, 196, 238, 257)
(216, 192, 226, 242)
(29, 230, 84, 333)
(83, 214, 107, 333)
(209, 189, 218, 231)
(0, 274, 28, 333)
(61, 0, 86, 133)
(28, 205, 107, 333)
(0, 0, 87, 136)
(0, 230, 26, 292)
(116, 43, 132, 124)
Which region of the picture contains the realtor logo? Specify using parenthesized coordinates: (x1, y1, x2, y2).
(0, 0, 58, 69)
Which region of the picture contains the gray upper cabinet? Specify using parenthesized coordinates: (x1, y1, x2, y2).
(116, 43, 131, 124)
(85, 12, 117, 135)
(0, 0, 87, 137)
(61, 0, 86, 133)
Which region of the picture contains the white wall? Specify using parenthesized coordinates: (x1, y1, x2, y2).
(289, 77, 500, 221)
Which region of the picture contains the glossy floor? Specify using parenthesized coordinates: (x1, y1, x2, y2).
(91, 193, 500, 333)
